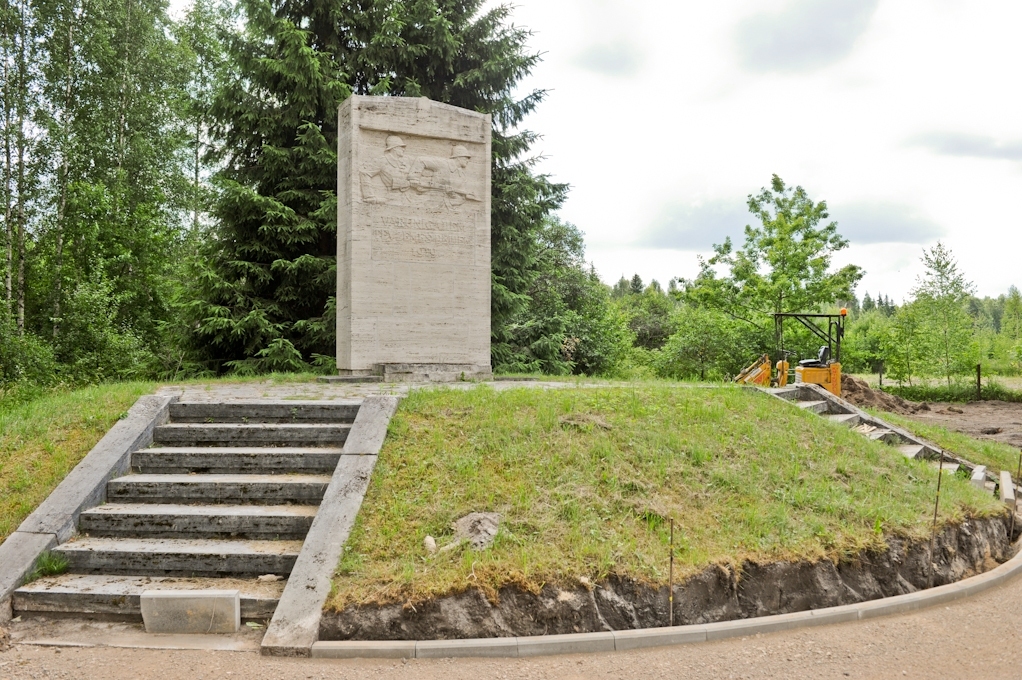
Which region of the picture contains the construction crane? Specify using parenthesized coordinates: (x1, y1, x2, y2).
(736, 309, 847, 396)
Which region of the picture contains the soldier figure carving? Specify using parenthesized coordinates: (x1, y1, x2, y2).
(360, 136, 481, 210)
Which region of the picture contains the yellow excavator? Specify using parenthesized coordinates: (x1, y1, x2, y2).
(736, 310, 847, 396)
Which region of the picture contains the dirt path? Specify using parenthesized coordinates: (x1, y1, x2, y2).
(3, 569, 1021, 680)
(900, 400, 1022, 448)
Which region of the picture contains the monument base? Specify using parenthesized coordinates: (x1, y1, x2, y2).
(318, 363, 492, 384)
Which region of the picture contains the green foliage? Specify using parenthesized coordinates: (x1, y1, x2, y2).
(23, 551, 69, 583)
(883, 380, 1022, 404)
(685, 175, 863, 327)
(613, 283, 677, 351)
(911, 242, 978, 386)
(653, 306, 749, 380)
(190, 0, 568, 374)
(494, 219, 628, 376)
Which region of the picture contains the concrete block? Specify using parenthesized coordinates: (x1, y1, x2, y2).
(141, 590, 240, 634)
(612, 626, 707, 651)
(971, 465, 988, 490)
(0, 531, 58, 603)
(856, 590, 930, 620)
(704, 611, 815, 641)
(132, 446, 343, 474)
(342, 396, 400, 455)
(17, 395, 173, 542)
(1001, 471, 1015, 506)
(517, 631, 615, 657)
(311, 640, 416, 659)
(416, 637, 518, 658)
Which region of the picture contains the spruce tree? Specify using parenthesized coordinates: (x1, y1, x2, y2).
(189, 0, 567, 372)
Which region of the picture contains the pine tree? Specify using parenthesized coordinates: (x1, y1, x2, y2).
(190, 0, 566, 372)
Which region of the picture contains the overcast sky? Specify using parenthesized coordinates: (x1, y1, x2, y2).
(499, 0, 1021, 302)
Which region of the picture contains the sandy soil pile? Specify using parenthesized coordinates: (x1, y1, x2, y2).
(841, 374, 929, 415)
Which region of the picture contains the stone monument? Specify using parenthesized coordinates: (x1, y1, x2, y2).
(335, 95, 492, 382)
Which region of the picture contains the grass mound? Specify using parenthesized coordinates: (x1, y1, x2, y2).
(328, 385, 1001, 611)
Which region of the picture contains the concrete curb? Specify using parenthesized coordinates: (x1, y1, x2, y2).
(309, 542, 1022, 659)
(0, 394, 174, 620)
(260, 396, 400, 657)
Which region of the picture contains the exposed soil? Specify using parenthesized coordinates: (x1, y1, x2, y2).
(899, 399, 1022, 449)
(840, 375, 929, 415)
(320, 515, 1011, 641)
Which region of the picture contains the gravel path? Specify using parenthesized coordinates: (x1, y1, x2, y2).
(2, 571, 1018, 680)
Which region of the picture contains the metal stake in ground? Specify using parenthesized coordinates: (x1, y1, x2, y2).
(929, 449, 946, 589)
(1012, 453, 1021, 541)
(669, 518, 675, 627)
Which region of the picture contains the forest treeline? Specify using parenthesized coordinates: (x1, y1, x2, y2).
(0, 0, 1015, 390)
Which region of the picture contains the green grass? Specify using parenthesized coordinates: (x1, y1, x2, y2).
(328, 385, 1002, 611)
(877, 411, 1022, 475)
(22, 550, 70, 584)
(0, 382, 156, 541)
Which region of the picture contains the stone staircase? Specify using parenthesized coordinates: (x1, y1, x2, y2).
(765, 384, 989, 480)
(12, 400, 360, 623)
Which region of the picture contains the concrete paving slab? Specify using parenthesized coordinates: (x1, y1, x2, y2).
(311, 640, 416, 658)
(518, 631, 615, 656)
(416, 637, 519, 658)
(140, 590, 240, 634)
(1002, 471, 1016, 506)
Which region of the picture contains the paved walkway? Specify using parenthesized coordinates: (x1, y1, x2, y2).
(154, 377, 582, 402)
(4, 565, 1019, 679)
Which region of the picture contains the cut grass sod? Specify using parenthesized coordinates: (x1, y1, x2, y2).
(328, 385, 1003, 611)
(877, 410, 1022, 475)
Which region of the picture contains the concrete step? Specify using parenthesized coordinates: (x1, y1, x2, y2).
(106, 474, 331, 505)
(13, 574, 284, 620)
(826, 413, 861, 427)
(796, 400, 830, 415)
(79, 504, 318, 539)
(132, 446, 344, 474)
(898, 444, 926, 459)
(868, 429, 904, 445)
(170, 401, 360, 424)
(53, 537, 303, 576)
(153, 423, 351, 447)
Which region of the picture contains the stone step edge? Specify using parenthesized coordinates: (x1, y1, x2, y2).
(311, 540, 1022, 659)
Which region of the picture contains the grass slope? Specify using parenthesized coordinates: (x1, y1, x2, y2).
(329, 385, 1001, 611)
(0, 382, 154, 541)
(878, 411, 1021, 474)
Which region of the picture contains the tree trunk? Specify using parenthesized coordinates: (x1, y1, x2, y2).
(54, 15, 75, 340)
(15, 0, 27, 335)
(2, 10, 12, 316)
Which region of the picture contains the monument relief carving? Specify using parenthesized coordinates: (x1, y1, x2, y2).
(359, 134, 484, 211)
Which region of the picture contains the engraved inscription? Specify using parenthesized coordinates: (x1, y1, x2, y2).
(360, 134, 483, 211)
